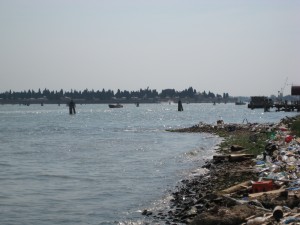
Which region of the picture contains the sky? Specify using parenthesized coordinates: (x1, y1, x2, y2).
(0, 0, 299, 96)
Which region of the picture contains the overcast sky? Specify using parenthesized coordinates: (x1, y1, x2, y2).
(0, 0, 299, 96)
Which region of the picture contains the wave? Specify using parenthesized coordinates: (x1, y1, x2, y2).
(37, 174, 95, 182)
(0, 162, 13, 167)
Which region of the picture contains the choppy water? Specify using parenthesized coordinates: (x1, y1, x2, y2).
(0, 103, 298, 224)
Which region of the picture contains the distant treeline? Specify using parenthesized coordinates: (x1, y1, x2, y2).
(0, 87, 230, 101)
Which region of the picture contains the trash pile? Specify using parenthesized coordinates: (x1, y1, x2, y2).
(216, 123, 300, 225)
(148, 117, 300, 225)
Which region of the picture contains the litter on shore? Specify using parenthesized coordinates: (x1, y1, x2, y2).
(194, 117, 300, 225)
(147, 116, 300, 225)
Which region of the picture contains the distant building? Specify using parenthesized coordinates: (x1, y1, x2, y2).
(291, 86, 300, 95)
(248, 96, 273, 109)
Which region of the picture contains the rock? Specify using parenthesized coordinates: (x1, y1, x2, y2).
(190, 205, 257, 225)
(141, 209, 152, 216)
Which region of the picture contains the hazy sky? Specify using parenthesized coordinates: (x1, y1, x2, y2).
(0, 0, 299, 96)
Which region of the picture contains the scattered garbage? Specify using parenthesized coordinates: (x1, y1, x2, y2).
(252, 180, 273, 193)
(219, 118, 300, 224)
(160, 116, 300, 224)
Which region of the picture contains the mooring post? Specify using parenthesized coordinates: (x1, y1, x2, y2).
(69, 99, 76, 114)
(178, 100, 183, 111)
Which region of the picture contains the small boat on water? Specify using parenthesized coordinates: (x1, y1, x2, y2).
(108, 104, 123, 108)
(235, 100, 246, 105)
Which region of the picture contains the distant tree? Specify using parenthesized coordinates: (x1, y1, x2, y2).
(42, 88, 50, 97)
(0, 87, 232, 102)
(207, 91, 215, 98)
(59, 89, 64, 96)
(122, 90, 130, 99)
(160, 89, 176, 98)
(223, 93, 229, 98)
(115, 89, 122, 99)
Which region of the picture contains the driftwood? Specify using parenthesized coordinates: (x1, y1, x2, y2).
(219, 181, 252, 194)
(248, 188, 287, 200)
(290, 213, 300, 217)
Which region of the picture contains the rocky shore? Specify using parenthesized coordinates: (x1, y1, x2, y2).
(142, 116, 300, 225)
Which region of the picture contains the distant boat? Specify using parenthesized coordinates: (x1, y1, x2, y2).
(235, 100, 246, 105)
(108, 104, 123, 108)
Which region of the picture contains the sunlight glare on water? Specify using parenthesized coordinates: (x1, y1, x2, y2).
(0, 103, 297, 224)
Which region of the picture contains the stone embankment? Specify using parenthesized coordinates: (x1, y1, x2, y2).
(143, 116, 300, 225)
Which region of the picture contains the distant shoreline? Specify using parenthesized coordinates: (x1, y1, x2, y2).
(0, 98, 236, 105)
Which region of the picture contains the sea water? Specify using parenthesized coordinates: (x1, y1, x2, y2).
(0, 103, 298, 224)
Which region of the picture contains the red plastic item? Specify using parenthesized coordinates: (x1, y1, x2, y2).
(279, 127, 288, 131)
(285, 135, 293, 143)
(252, 180, 273, 193)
